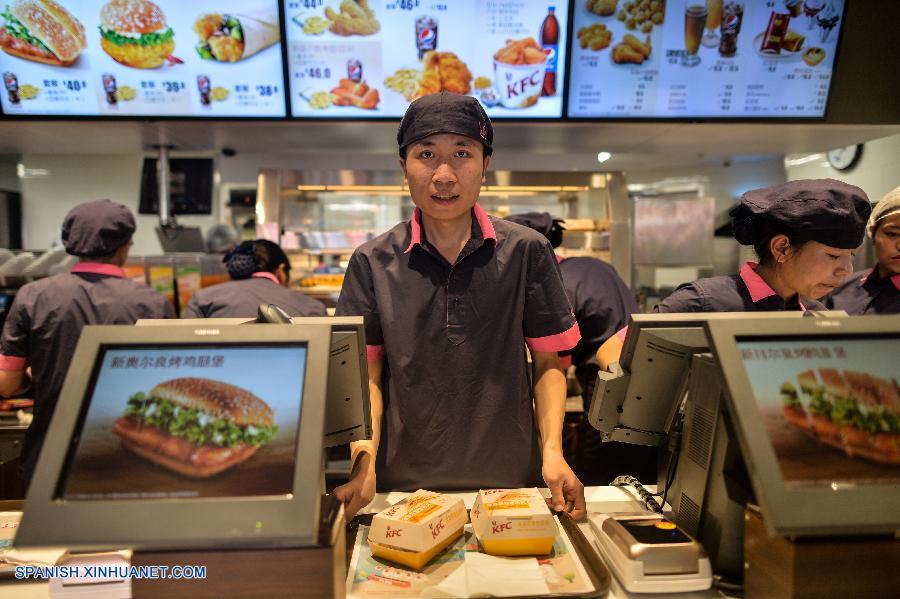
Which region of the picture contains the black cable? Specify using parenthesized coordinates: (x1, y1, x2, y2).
(712, 574, 744, 594)
(611, 475, 663, 514)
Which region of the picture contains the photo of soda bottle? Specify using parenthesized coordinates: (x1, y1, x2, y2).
(539, 7, 559, 97)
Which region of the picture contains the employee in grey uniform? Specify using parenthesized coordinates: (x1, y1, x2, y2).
(183, 239, 326, 318)
(827, 186, 900, 314)
(597, 179, 872, 369)
(334, 92, 585, 520)
(0, 199, 174, 484)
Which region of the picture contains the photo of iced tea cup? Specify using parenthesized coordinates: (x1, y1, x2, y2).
(683, 4, 708, 67)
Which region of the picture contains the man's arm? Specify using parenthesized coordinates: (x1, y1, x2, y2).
(596, 334, 624, 371)
(532, 350, 586, 520)
(333, 357, 383, 520)
(0, 368, 29, 397)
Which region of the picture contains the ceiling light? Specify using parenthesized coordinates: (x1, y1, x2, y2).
(596, 152, 612, 164)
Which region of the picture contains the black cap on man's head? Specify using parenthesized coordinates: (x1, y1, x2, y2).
(729, 179, 871, 249)
(62, 199, 136, 257)
(397, 92, 493, 157)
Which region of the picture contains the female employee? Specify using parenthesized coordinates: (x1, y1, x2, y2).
(183, 239, 326, 318)
(0, 199, 174, 484)
(827, 186, 900, 314)
(334, 92, 585, 520)
(597, 179, 872, 369)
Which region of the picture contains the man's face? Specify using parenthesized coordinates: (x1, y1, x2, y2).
(400, 133, 491, 223)
(873, 213, 900, 278)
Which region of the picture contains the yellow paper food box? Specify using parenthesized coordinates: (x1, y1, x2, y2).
(367, 490, 467, 570)
(471, 488, 557, 556)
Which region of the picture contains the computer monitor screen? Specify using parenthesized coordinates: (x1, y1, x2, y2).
(16, 324, 329, 550)
(707, 315, 900, 537)
(736, 336, 899, 488)
(59, 344, 307, 501)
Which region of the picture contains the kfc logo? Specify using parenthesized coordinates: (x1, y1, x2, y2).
(385, 526, 402, 539)
(504, 70, 543, 97)
(430, 519, 445, 540)
(491, 521, 513, 534)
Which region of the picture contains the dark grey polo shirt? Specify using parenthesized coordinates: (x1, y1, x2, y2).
(825, 268, 900, 315)
(183, 272, 327, 318)
(0, 263, 174, 480)
(336, 205, 580, 492)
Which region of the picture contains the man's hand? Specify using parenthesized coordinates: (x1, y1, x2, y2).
(542, 450, 586, 521)
(333, 451, 376, 520)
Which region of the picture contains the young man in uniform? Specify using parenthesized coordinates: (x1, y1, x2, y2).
(504, 212, 654, 485)
(827, 186, 900, 314)
(0, 199, 174, 484)
(334, 93, 586, 519)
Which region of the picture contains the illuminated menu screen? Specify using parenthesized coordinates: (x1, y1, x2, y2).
(286, 0, 569, 119)
(567, 0, 844, 118)
(0, 1, 286, 117)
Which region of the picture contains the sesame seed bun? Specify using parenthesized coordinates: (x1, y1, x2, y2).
(5, 0, 86, 65)
(100, 0, 167, 34)
(149, 378, 274, 428)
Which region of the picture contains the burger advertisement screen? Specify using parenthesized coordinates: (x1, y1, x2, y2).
(0, 0, 287, 117)
(567, 0, 845, 118)
(737, 336, 900, 489)
(286, 1, 569, 119)
(60, 344, 307, 500)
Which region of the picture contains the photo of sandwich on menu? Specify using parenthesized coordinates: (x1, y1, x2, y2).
(193, 4, 279, 63)
(62, 347, 305, 500)
(781, 369, 900, 466)
(112, 378, 278, 478)
(0, 0, 86, 66)
(99, 0, 175, 69)
(739, 337, 899, 488)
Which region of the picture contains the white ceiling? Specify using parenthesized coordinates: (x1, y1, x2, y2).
(1, 120, 897, 171)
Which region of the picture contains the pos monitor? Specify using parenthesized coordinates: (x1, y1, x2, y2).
(587, 312, 822, 447)
(16, 324, 330, 550)
(136, 316, 372, 447)
(706, 315, 900, 537)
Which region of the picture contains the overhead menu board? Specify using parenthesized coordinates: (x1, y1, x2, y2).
(567, 0, 845, 118)
(0, 0, 287, 117)
(286, 0, 569, 119)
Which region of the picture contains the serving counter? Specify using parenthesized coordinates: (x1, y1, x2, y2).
(0, 486, 726, 599)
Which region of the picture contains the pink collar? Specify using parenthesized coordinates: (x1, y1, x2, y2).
(740, 261, 807, 310)
(405, 204, 497, 254)
(71, 263, 125, 278)
(739, 261, 777, 303)
(251, 272, 280, 284)
(860, 268, 900, 291)
(555, 253, 565, 264)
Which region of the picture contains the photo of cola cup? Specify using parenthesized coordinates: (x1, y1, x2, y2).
(719, 1, 745, 57)
(197, 75, 211, 106)
(4, 72, 20, 104)
(415, 16, 438, 59)
(102, 73, 117, 105)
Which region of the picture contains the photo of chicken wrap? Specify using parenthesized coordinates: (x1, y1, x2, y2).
(0, 0, 86, 66)
(194, 5, 279, 63)
(99, 0, 175, 69)
(112, 377, 278, 478)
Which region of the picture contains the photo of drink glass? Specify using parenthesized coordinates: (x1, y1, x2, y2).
(803, 0, 824, 30)
(703, 0, 723, 47)
(683, 4, 708, 66)
(784, 0, 803, 17)
(718, 1, 744, 58)
(816, 1, 839, 43)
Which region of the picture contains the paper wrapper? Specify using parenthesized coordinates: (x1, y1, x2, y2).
(234, 6, 280, 59)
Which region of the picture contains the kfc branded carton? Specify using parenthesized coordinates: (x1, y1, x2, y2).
(470, 488, 557, 556)
(367, 490, 467, 570)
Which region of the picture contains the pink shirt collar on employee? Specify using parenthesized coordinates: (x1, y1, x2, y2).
(252, 272, 280, 284)
(405, 204, 497, 254)
(860, 268, 900, 290)
(71, 263, 126, 278)
(740, 261, 807, 310)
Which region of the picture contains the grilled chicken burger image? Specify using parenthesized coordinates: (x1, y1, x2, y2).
(113, 378, 278, 478)
(99, 0, 174, 69)
(0, 0, 86, 66)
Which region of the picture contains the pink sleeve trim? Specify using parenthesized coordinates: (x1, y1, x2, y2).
(0, 355, 28, 371)
(526, 321, 581, 353)
(558, 354, 573, 369)
(615, 326, 628, 342)
(366, 345, 385, 363)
